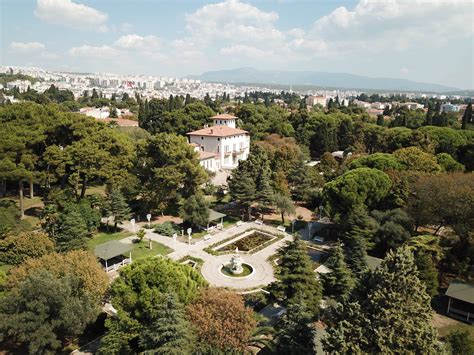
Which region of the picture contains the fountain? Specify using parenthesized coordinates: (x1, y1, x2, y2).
(229, 248, 244, 275)
(219, 247, 254, 278)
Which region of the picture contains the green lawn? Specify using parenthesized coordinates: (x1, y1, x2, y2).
(437, 320, 474, 338)
(131, 241, 172, 259)
(88, 231, 172, 260)
(88, 231, 133, 249)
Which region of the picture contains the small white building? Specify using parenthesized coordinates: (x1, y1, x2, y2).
(306, 95, 328, 107)
(188, 113, 250, 172)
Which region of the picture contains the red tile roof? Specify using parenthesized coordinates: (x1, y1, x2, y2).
(211, 113, 237, 120)
(97, 118, 139, 127)
(187, 125, 248, 137)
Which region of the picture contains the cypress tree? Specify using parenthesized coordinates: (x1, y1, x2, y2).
(322, 243, 355, 301)
(228, 169, 256, 220)
(274, 301, 316, 354)
(139, 293, 195, 354)
(268, 237, 322, 317)
(461, 103, 472, 130)
(324, 246, 440, 353)
(105, 187, 131, 232)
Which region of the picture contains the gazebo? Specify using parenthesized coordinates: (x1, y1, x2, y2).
(445, 280, 474, 323)
(94, 240, 133, 273)
(205, 209, 226, 232)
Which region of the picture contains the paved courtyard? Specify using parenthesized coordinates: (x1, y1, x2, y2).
(120, 220, 293, 291)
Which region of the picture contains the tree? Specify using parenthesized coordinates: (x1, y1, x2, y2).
(274, 301, 317, 354)
(393, 147, 441, 172)
(268, 237, 322, 316)
(0, 231, 54, 265)
(256, 165, 274, 219)
(136, 228, 145, 243)
(324, 247, 440, 353)
(136, 133, 207, 215)
(179, 194, 210, 230)
(54, 209, 89, 252)
(274, 193, 295, 224)
(7, 250, 108, 304)
(324, 246, 440, 353)
(0, 270, 99, 354)
(138, 293, 195, 354)
(372, 209, 413, 255)
(186, 288, 256, 352)
(436, 153, 464, 172)
(322, 168, 392, 218)
(109, 106, 118, 118)
(461, 103, 472, 130)
(111, 258, 206, 310)
(446, 329, 474, 354)
(105, 187, 131, 232)
(413, 252, 439, 297)
(322, 243, 355, 301)
(348, 153, 403, 172)
(228, 168, 256, 220)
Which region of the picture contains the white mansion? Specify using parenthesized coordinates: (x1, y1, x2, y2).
(188, 113, 250, 172)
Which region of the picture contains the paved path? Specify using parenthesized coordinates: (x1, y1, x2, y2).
(120, 221, 293, 291)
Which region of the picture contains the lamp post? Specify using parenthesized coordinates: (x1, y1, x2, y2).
(187, 228, 192, 245)
(146, 213, 151, 229)
(130, 218, 136, 233)
(172, 233, 177, 251)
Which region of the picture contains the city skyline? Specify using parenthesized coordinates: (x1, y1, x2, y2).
(1, 0, 473, 89)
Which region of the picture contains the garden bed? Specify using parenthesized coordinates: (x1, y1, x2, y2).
(217, 231, 274, 252)
(204, 229, 283, 255)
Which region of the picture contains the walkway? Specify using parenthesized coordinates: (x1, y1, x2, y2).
(120, 220, 293, 291)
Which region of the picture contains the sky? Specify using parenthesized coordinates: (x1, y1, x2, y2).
(1, 0, 473, 89)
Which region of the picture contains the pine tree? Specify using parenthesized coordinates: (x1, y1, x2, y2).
(322, 243, 355, 301)
(324, 246, 440, 353)
(184, 94, 191, 106)
(256, 165, 274, 220)
(341, 207, 377, 276)
(414, 252, 439, 297)
(139, 293, 195, 354)
(425, 103, 433, 126)
(105, 187, 131, 232)
(268, 237, 322, 316)
(55, 210, 89, 252)
(274, 301, 316, 354)
(376, 114, 384, 126)
(228, 169, 256, 220)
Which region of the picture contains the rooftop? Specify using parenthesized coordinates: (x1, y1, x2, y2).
(198, 150, 216, 160)
(94, 240, 133, 261)
(446, 280, 474, 304)
(187, 125, 248, 137)
(211, 113, 237, 120)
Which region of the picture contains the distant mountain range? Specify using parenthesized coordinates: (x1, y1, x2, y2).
(188, 67, 459, 93)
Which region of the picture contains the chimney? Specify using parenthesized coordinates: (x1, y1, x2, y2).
(210, 128, 213, 134)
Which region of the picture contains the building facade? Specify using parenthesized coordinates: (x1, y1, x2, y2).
(188, 113, 250, 172)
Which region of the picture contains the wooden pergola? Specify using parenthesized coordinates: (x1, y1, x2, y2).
(94, 241, 133, 273)
(445, 280, 474, 323)
(205, 209, 226, 231)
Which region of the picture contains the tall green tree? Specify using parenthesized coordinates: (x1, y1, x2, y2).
(228, 169, 256, 220)
(55, 209, 89, 252)
(461, 103, 472, 130)
(0, 270, 99, 354)
(136, 133, 207, 215)
(268, 237, 322, 316)
(322, 243, 355, 301)
(323, 246, 440, 353)
(105, 187, 131, 232)
(274, 193, 295, 224)
(274, 301, 316, 354)
(139, 293, 195, 354)
(179, 194, 210, 230)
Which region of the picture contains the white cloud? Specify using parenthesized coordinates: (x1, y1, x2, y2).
(185, 0, 282, 45)
(35, 0, 108, 32)
(220, 45, 266, 58)
(67, 45, 117, 58)
(115, 34, 160, 50)
(10, 41, 46, 53)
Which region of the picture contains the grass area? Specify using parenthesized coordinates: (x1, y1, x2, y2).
(88, 230, 172, 260)
(436, 320, 474, 338)
(131, 241, 172, 259)
(87, 230, 133, 249)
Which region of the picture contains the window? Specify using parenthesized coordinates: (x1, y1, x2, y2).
(201, 136, 203, 140)
(217, 138, 220, 141)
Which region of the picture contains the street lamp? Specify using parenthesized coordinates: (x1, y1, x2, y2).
(146, 213, 151, 229)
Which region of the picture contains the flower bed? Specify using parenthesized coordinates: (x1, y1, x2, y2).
(218, 231, 273, 252)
